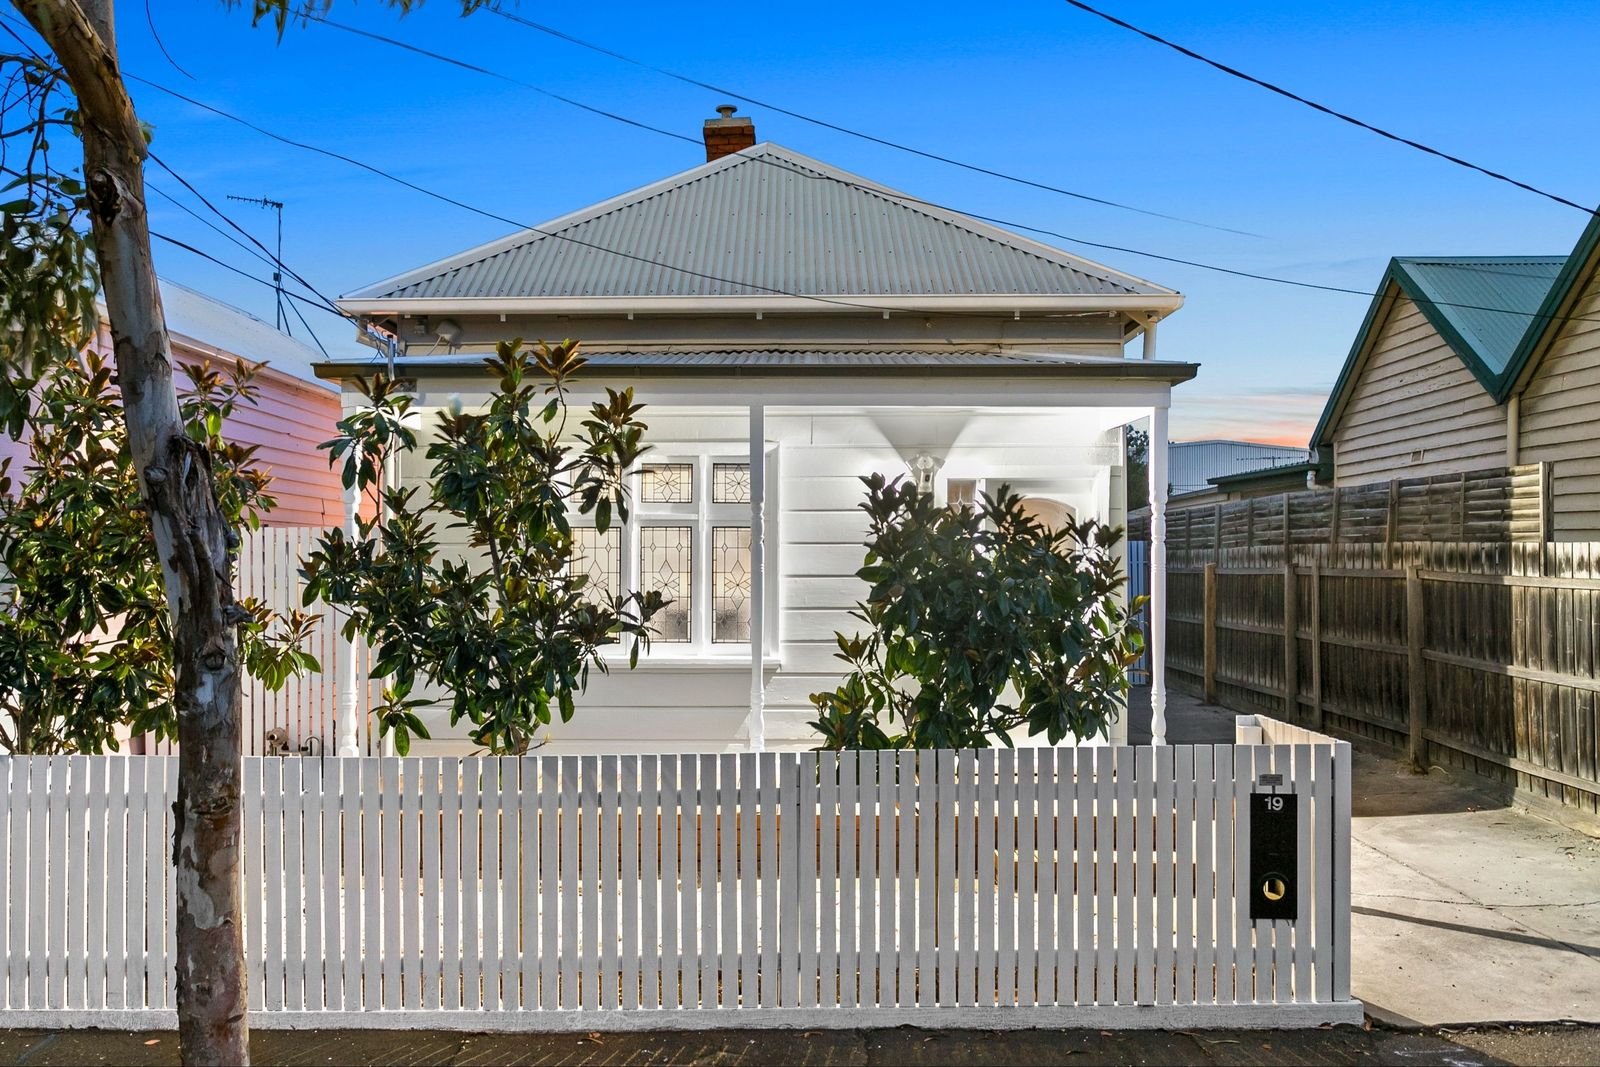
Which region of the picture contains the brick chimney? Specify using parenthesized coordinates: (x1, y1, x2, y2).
(703, 105, 755, 162)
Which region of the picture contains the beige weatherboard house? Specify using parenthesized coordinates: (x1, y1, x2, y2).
(326, 109, 1194, 755)
(1312, 210, 1600, 539)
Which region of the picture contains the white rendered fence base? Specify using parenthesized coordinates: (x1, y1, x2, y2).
(0, 734, 1360, 1030)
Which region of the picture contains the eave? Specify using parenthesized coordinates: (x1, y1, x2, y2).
(334, 293, 1187, 319)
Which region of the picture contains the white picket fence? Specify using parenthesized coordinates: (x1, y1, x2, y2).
(140, 526, 370, 758)
(0, 726, 1358, 1031)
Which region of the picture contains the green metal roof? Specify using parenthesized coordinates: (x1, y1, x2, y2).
(1311, 255, 1563, 448)
(1494, 212, 1600, 402)
(1393, 257, 1565, 381)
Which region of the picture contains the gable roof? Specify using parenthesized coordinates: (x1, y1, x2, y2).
(342, 144, 1178, 308)
(1311, 255, 1563, 449)
(159, 279, 339, 390)
(1498, 210, 1600, 402)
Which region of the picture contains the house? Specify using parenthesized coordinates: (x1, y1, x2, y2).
(326, 108, 1195, 754)
(0, 278, 346, 527)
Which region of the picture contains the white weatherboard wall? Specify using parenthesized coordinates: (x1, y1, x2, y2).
(395, 409, 1126, 755)
(0, 726, 1359, 1030)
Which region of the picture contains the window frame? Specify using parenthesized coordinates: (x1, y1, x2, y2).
(566, 448, 763, 658)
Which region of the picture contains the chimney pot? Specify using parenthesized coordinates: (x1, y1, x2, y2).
(703, 105, 756, 162)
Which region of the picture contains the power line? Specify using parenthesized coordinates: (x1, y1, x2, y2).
(147, 152, 345, 318)
(1059, 0, 1595, 216)
(127, 77, 1086, 323)
(312, 10, 1261, 240)
(302, 11, 1592, 321)
(149, 230, 350, 325)
(124, 72, 1600, 331)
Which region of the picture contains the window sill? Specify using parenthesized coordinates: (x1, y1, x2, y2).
(598, 651, 782, 671)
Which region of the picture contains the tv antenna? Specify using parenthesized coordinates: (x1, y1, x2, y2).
(226, 194, 287, 332)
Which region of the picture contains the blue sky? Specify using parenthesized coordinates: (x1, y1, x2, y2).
(87, 0, 1600, 443)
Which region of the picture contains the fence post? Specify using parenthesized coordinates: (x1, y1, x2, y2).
(1405, 565, 1427, 772)
(1386, 479, 1400, 546)
(1283, 561, 1299, 721)
(1538, 460, 1553, 576)
(1330, 486, 1343, 545)
(1310, 557, 1323, 731)
(1203, 562, 1218, 704)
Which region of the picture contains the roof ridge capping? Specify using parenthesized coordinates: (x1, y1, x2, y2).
(341, 142, 1179, 306)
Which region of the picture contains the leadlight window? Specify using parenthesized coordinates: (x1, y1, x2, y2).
(639, 526, 693, 642)
(712, 526, 752, 642)
(568, 527, 620, 603)
(712, 463, 751, 504)
(588, 453, 765, 653)
(640, 463, 694, 504)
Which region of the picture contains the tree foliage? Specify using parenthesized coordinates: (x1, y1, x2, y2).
(301, 338, 665, 755)
(809, 475, 1144, 750)
(1126, 425, 1149, 512)
(0, 51, 99, 436)
(0, 347, 319, 754)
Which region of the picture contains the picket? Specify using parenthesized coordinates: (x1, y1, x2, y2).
(0, 722, 1359, 1030)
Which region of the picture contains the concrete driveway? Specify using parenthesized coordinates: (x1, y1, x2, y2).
(1136, 688, 1600, 1028)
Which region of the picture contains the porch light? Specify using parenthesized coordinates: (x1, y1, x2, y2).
(910, 453, 943, 496)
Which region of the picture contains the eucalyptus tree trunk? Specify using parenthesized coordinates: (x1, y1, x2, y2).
(14, 1, 249, 1062)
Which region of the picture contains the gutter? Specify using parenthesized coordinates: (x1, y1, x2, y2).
(312, 357, 1200, 385)
(334, 293, 1187, 318)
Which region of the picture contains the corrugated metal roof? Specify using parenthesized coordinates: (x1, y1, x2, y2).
(578, 349, 1119, 367)
(1169, 440, 1310, 494)
(158, 279, 341, 389)
(388, 348, 1132, 368)
(348, 145, 1175, 302)
(1393, 257, 1565, 376)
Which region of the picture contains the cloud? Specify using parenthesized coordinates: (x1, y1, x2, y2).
(1170, 384, 1332, 447)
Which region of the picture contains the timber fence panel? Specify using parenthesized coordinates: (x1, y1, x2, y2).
(1163, 539, 1600, 815)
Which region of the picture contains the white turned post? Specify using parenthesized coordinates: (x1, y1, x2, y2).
(335, 392, 363, 757)
(1149, 404, 1169, 745)
(746, 403, 767, 751)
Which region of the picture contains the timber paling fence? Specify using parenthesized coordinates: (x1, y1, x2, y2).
(0, 727, 1358, 1030)
(1163, 540, 1600, 818)
(1128, 463, 1548, 548)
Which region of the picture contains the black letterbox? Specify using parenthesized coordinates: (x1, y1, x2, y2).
(1249, 791, 1297, 921)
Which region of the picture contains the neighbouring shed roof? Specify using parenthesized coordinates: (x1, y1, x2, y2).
(1311, 256, 1564, 449)
(342, 144, 1178, 305)
(158, 279, 339, 390)
(1207, 460, 1318, 489)
(312, 348, 1198, 382)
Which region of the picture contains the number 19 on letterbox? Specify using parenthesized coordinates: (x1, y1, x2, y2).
(1249, 791, 1298, 921)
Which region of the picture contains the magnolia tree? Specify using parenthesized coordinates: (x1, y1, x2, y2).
(0, 349, 317, 754)
(809, 474, 1144, 749)
(302, 339, 665, 756)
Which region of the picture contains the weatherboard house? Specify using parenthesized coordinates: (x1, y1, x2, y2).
(1313, 212, 1600, 540)
(324, 110, 1194, 755)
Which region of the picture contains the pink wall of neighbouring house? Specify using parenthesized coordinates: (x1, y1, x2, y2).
(0, 281, 345, 529)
